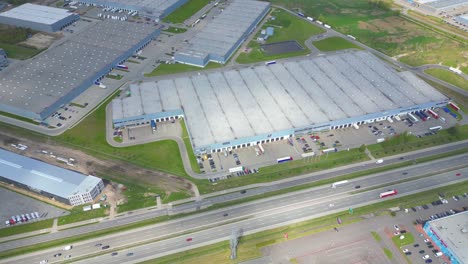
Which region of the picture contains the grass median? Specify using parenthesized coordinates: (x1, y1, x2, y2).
(144, 62, 221, 77)
(312, 36, 362, 51)
(0, 219, 53, 239)
(163, 0, 211, 24)
(424, 68, 468, 91)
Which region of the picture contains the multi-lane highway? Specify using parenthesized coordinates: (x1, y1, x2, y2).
(2, 155, 467, 264)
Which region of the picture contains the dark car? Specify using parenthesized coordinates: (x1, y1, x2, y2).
(126, 252, 134, 257)
(223, 213, 228, 217)
(428, 245, 434, 249)
(422, 205, 429, 209)
(354, 185, 361, 189)
(186, 238, 193, 242)
(53, 253, 62, 257)
(405, 252, 412, 255)
(111, 252, 118, 256)
(411, 207, 417, 212)
(102, 245, 110, 250)
(414, 244, 420, 247)
(240, 190, 246, 194)
(95, 243, 102, 247)
(432, 249, 438, 254)
(425, 259, 432, 263)
(419, 250, 425, 254)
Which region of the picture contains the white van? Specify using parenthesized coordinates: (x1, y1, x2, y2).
(64, 245, 73, 250)
(376, 159, 384, 164)
(435, 252, 443, 257)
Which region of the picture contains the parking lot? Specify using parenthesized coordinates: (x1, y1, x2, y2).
(0, 188, 68, 229)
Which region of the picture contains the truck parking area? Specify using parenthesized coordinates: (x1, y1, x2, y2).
(114, 105, 461, 177)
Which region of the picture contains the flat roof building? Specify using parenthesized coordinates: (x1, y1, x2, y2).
(75, 0, 188, 20)
(0, 20, 159, 121)
(423, 211, 468, 264)
(174, 0, 270, 67)
(112, 51, 449, 154)
(416, 0, 467, 12)
(0, 148, 105, 205)
(455, 14, 468, 26)
(0, 3, 80, 32)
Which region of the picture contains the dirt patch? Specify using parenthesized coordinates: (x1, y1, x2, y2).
(369, 18, 400, 34)
(0, 132, 195, 199)
(393, 51, 416, 59)
(19, 33, 59, 50)
(358, 21, 379, 32)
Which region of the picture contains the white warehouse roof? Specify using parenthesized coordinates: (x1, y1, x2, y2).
(113, 51, 447, 149)
(0, 148, 102, 199)
(0, 3, 74, 25)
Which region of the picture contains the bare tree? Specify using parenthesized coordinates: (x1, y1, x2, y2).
(229, 228, 243, 260)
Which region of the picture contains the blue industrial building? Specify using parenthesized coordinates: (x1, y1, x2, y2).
(174, 0, 271, 67)
(0, 20, 160, 121)
(0, 3, 80, 32)
(0, 148, 105, 205)
(113, 51, 449, 155)
(74, 0, 188, 20)
(423, 211, 467, 264)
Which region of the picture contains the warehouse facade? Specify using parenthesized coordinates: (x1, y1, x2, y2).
(0, 149, 105, 206)
(423, 211, 467, 264)
(74, 0, 188, 20)
(113, 51, 449, 155)
(0, 3, 80, 32)
(0, 20, 160, 121)
(174, 0, 270, 67)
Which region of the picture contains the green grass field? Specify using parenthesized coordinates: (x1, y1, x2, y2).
(272, 0, 468, 74)
(392, 232, 415, 248)
(180, 119, 201, 174)
(424, 68, 468, 91)
(58, 206, 108, 226)
(0, 43, 42, 60)
(163, 0, 211, 24)
(236, 8, 325, 64)
(144, 62, 221, 77)
(163, 26, 188, 34)
(0, 219, 53, 238)
(367, 125, 468, 158)
(312, 36, 362, 51)
(383, 248, 393, 259)
(371, 231, 382, 242)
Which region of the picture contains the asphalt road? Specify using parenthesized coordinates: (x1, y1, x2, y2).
(0, 148, 466, 253)
(9, 167, 467, 264)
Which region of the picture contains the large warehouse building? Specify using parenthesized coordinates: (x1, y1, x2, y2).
(174, 0, 270, 67)
(74, 0, 188, 20)
(416, 0, 467, 12)
(0, 20, 159, 121)
(0, 3, 79, 32)
(112, 51, 449, 154)
(0, 149, 105, 206)
(423, 211, 468, 264)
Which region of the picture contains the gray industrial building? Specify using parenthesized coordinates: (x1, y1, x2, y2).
(455, 14, 468, 26)
(74, 0, 188, 20)
(0, 148, 105, 206)
(416, 0, 467, 12)
(0, 20, 160, 121)
(0, 3, 79, 32)
(112, 51, 449, 154)
(0, 48, 7, 68)
(174, 0, 270, 67)
(423, 211, 468, 264)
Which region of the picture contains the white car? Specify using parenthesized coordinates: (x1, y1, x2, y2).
(394, 231, 400, 236)
(402, 248, 409, 253)
(39, 260, 48, 264)
(63, 245, 73, 251)
(424, 239, 430, 243)
(423, 255, 430, 260)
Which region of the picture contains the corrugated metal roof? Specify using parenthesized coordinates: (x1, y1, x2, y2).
(0, 3, 75, 25)
(0, 148, 102, 199)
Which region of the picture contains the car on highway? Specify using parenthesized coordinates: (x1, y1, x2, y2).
(126, 252, 134, 257)
(111, 252, 118, 256)
(39, 260, 48, 264)
(240, 190, 246, 194)
(95, 243, 102, 247)
(53, 253, 62, 257)
(354, 185, 361, 189)
(102, 245, 110, 250)
(63, 245, 73, 251)
(456, 173, 461, 176)
(223, 213, 228, 217)
(186, 238, 193, 242)
(65, 255, 71, 259)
